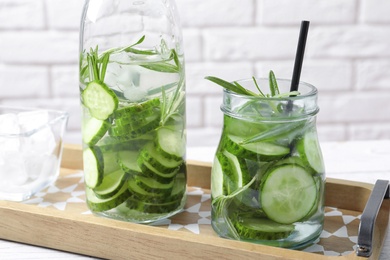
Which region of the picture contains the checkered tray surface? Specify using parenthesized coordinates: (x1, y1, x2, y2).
(23, 171, 361, 256)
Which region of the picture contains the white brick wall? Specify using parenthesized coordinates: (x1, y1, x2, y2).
(0, 0, 389, 147)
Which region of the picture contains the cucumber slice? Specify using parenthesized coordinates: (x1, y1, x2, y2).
(223, 150, 251, 186)
(86, 182, 130, 212)
(82, 81, 118, 120)
(109, 115, 160, 138)
(155, 127, 185, 160)
(169, 174, 186, 200)
(115, 108, 160, 128)
(83, 147, 104, 188)
(138, 160, 178, 184)
(215, 152, 235, 195)
(233, 216, 294, 240)
(93, 169, 128, 199)
(134, 175, 174, 195)
(213, 150, 252, 197)
(296, 131, 325, 173)
(128, 177, 165, 203)
(273, 156, 306, 169)
(211, 156, 224, 199)
(301, 175, 324, 221)
(102, 151, 120, 174)
(225, 135, 290, 161)
(117, 150, 142, 175)
(126, 197, 182, 214)
(260, 164, 317, 224)
(82, 117, 110, 146)
(139, 143, 182, 173)
(114, 98, 160, 119)
(224, 115, 267, 137)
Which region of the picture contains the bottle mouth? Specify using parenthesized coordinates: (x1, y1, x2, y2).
(221, 78, 319, 121)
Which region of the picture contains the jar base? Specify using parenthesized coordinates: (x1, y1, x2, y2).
(212, 220, 323, 249)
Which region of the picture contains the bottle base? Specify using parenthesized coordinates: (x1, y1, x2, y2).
(90, 195, 186, 224)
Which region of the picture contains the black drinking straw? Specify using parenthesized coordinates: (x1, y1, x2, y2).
(290, 20, 310, 92)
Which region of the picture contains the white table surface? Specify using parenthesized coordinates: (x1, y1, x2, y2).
(0, 140, 389, 259)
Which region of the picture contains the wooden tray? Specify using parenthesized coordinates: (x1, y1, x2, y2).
(0, 144, 388, 259)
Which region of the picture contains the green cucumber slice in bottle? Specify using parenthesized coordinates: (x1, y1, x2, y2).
(102, 151, 120, 174)
(117, 150, 142, 175)
(223, 150, 251, 186)
(82, 81, 118, 120)
(128, 177, 165, 203)
(82, 117, 110, 146)
(138, 143, 182, 172)
(296, 131, 325, 173)
(233, 216, 294, 240)
(137, 160, 178, 184)
(109, 114, 160, 138)
(113, 98, 160, 119)
(126, 197, 182, 214)
(225, 135, 290, 161)
(211, 156, 224, 199)
(213, 151, 251, 196)
(83, 147, 104, 188)
(215, 152, 236, 195)
(86, 182, 130, 212)
(260, 164, 317, 224)
(93, 169, 128, 199)
(155, 127, 185, 160)
(134, 175, 174, 195)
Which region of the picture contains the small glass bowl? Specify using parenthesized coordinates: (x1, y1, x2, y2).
(0, 106, 68, 201)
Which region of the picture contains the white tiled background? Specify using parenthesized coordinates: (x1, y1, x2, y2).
(1, 0, 390, 147)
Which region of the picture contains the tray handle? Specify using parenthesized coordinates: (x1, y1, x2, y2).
(357, 179, 389, 257)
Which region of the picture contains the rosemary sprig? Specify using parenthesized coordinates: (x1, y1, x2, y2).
(204, 76, 257, 96)
(269, 70, 280, 96)
(205, 70, 298, 98)
(81, 35, 185, 127)
(86, 46, 109, 82)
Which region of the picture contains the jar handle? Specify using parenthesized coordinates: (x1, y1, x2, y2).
(357, 179, 389, 257)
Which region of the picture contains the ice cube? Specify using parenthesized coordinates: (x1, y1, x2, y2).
(0, 113, 20, 134)
(0, 136, 20, 152)
(38, 154, 58, 180)
(0, 113, 20, 152)
(123, 83, 147, 102)
(17, 110, 49, 133)
(21, 125, 57, 155)
(23, 152, 45, 180)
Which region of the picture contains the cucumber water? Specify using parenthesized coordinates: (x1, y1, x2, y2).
(79, 36, 186, 223)
(209, 76, 325, 248)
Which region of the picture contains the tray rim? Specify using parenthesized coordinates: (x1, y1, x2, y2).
(0, 144, 387, 260)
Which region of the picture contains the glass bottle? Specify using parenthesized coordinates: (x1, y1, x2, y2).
(211, 78, 325, 248)
(79, 0, 186, 223)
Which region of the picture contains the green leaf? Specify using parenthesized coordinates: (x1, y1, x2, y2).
(140, 62, 179, 73)
(240, 120, 307, 144)
(252, 77, 265, 97)
(269, 70, 279, 96)
(172, 49, 180, 68)
(212, 176, 257, 240)
(100, 52, 110, 82)
(130, 35, 146, 47)
(124, 47, 157, 55)
(205, 76, 256, 96)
